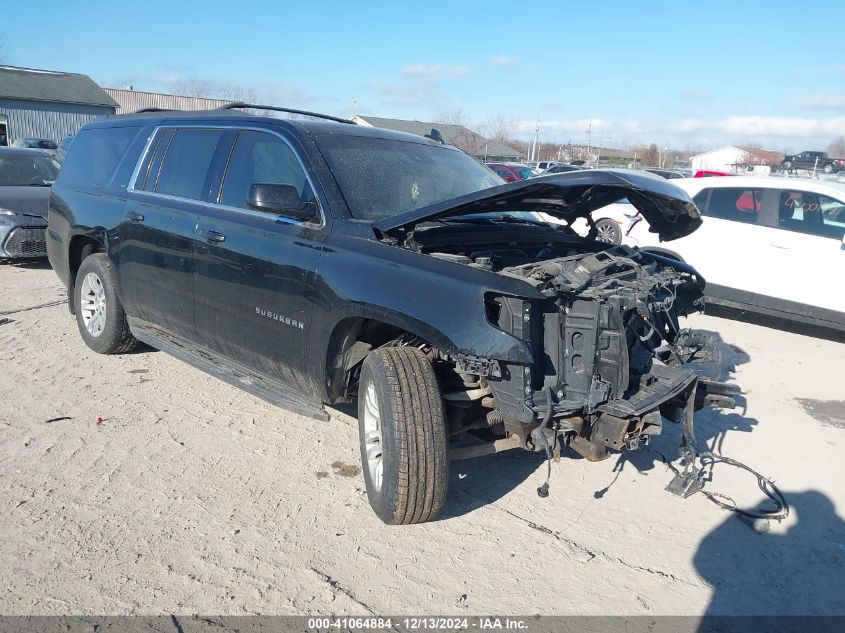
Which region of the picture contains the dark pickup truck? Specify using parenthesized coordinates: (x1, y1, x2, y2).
(781, 151, 845, 173)
(48, 104, 722, 524)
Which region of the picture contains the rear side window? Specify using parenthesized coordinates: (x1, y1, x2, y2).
(59, 126, 141, 185)
(153, 128, 224, 201)
(779, 189, 845, 240)
(694, 187, 762, 224)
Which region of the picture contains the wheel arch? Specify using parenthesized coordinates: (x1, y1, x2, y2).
(321, 310, 455, 404)
(67, 235, 106, 314)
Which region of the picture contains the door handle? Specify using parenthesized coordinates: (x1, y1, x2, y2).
(199, 228, 226, 244)
(126, 210, 145, 223)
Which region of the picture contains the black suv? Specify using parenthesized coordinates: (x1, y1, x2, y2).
(48, 104, 716, 524)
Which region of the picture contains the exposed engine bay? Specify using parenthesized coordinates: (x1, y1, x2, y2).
(401, 224, 734, 487)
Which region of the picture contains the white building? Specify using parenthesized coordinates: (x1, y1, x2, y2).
(690, 145, 781, 174)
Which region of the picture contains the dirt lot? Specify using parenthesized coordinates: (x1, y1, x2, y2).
(1, 261, 844, 616)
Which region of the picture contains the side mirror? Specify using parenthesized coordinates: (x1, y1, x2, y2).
(246, 183, 318, 222)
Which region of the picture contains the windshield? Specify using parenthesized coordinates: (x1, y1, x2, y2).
(315, 134, 503, 220)
(0, 154, 60, 186)
(515, 165, 539, 179)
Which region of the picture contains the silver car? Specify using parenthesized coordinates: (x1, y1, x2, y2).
(0, 147, 59, 260)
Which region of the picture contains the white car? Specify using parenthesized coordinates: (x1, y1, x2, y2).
(565, 200, 638, 244)
(624, 176, 845, 331)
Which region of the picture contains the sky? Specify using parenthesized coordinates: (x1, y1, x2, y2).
(4, 0, 845, 151)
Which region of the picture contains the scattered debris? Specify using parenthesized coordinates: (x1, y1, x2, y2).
(331, 461, 361, 478)
(44, 416, 72, 424)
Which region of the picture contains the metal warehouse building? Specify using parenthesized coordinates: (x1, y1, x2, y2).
(103, 88, 232, 114)
(0, 65, 117, 146)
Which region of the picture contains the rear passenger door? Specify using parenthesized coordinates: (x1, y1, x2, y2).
(684, 186, 783, 298)
(768, 188, 845, 313)
(118, 127, 230, 340)
(193, 128, 325, 395)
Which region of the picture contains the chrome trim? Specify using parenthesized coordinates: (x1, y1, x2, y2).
(126, 124, 326, 229)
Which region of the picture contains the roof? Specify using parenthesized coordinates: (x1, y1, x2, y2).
(0, 65, 118, 108)
(690, 145, 781, 165)
(353, 115, 521, 158)
(87, 109, 464, 149)
(673, 175, 845, 199)
(0, 146, 53, 157)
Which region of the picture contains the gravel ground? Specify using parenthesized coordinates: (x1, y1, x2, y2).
(1, 261, 844, 616)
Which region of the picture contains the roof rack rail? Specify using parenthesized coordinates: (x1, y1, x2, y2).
(133, 107, 176, 113)
(216, 102, 353, 124)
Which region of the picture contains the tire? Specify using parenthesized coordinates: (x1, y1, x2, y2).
(782, 161, 793, 171)
(74, 253, 138, 354)
(357, 346, 449, 524)
(595, 218, 623, 244)
(823, 163, 834, 174)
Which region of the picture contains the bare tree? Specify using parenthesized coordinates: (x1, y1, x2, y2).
(488, 115, 514, 146)
(434, 109, 467, 126)
(168, 76, 260, 104)
(828, 136, 845, 157)
(642, 143, 660, 167)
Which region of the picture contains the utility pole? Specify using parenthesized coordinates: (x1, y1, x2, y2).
(532, 118, 540, 162)
(586, 121, 593, 162)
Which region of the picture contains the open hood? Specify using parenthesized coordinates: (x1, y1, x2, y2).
(373, 169, 702, 242)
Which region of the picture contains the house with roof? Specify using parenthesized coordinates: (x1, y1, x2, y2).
(0, 65, 118, 146)
(352, 115, 523, 162)
(690, 145, 782, 174)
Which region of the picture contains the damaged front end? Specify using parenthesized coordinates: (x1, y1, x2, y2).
(375, 171, 736, 483)
(489, 245, 712, 464)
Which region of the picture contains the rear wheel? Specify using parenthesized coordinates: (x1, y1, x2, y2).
(357, 346, 449, 524)
(823, 163, 834, 174)
(782, 160, 793, 171)
(595, 218, 623, 244)
(74, 253, 138, 354)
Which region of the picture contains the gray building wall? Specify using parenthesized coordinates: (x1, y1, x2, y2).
(103, 88, 231, 114)
(0, 98, 115, 143)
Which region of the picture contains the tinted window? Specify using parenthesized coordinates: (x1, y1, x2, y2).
(59, 126, 141, 185)
(489, 165, 511, 178)
(778, 189, 845, 240)
(154, 128, 224, 200)
(695, 187, 762, 224)
(316, 134, 502, 220)
(515, 166, 538, 179)
(219, 130, 309, 209)
(0, 154, 60, 186)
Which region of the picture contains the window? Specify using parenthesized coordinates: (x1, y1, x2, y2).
(778, 189, 845, 240)
(314, 133, 501, 220)
(0, 154, 59, 186)
(490, 165, 512, 179)
(59, 126, 141, 185)
(154, 128, 224, 201)
(694, 187, 763, 224)
(219, 130, 309, 209)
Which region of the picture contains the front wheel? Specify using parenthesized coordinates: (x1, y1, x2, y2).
(782, 161, 793, 171)
(74, 253, 138, 354)
(823, 163, 834, 174)
(357, 346, 449, 524)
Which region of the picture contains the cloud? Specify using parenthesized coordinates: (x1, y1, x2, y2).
(672, 115, 845, 138)
(489, 55, 518, 68)
(513, 118, 615, 136)
(795, 95, 845, 111)
(402, 63, 470, 78)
